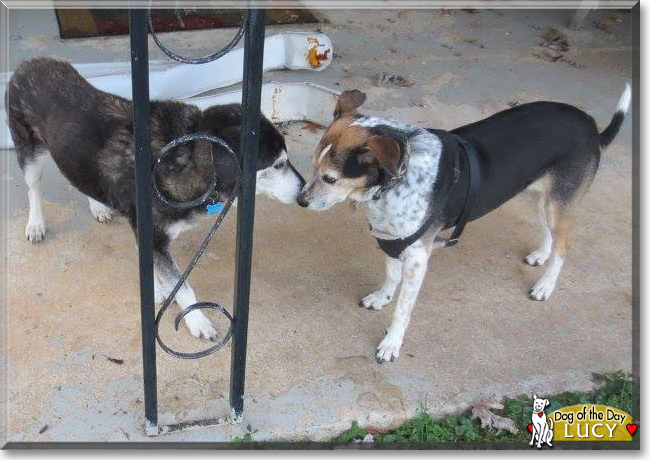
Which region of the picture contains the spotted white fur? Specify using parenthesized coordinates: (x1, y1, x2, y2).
(360, 256, 402, 310)
(376, 242, 429, 363)
(362, 121, 442, 239)
(299, 115, 444, 363)
(351, 116, 443, 363)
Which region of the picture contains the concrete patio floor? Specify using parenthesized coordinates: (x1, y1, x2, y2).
(3, 8, 633, 442)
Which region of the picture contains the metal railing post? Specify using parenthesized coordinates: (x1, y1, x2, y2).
(229, 8, 266, 421)
(129, 8, 158, 437)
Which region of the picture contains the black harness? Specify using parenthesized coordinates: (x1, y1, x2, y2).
(373, 134, 481, 259)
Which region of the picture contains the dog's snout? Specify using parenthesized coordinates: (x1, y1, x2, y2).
(297, 192, 309, 208)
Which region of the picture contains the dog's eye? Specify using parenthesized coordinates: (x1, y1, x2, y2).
(323, 174, 337, 184)
(274, 160, 285, 170)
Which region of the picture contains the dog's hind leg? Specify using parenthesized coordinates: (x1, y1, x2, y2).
(88, 197, 114, 223)
(23, 151, 49, 243)
(8, 106, 48, 243)
(525, 193, 553, 266)
(360, 256, 402, 310)
(529, 156, 595, 301)
(376, 243, 429, 363)
(529, 201, 575, 301)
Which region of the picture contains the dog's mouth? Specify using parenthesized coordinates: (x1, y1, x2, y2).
(256, 159, 305, 204)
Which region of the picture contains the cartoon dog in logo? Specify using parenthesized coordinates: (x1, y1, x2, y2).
(530, 395, 554, 448)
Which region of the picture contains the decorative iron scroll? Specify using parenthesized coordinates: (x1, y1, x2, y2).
(147, 8, 247, 359)
(152, 133, 240, 359)
(132, 7, 266, 431)
(147, 9, 246, 64)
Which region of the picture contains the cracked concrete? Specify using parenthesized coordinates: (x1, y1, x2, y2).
(3, 8, 632, 442)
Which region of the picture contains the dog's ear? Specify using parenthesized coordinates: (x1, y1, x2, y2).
(544, 399, 549, 407)
(533, 394, 538, 400)
(366, 135, 403, 177)
(334, 89, 366, 120)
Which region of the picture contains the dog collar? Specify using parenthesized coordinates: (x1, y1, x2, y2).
(152, 133, 230, 210)
(372, 133, 480, 258)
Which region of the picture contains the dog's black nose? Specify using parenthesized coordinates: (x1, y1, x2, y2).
(297, 194, 309, 208)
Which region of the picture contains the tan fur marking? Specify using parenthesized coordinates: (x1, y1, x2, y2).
(314, 119, 370, 170)
(546, 201, 575, 257)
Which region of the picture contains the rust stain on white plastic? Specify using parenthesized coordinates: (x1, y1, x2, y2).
(306, 37, 331, 69)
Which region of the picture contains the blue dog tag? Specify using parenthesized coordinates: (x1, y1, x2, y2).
(206, 202, 224, 215)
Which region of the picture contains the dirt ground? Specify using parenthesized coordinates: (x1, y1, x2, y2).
(3, 8, 633, 442)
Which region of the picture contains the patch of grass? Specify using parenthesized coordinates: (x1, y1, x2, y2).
(231, 424, 258, 443)
(333, 371, 634, 443)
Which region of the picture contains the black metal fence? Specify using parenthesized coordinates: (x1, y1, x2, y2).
(128, 8, 266, 436)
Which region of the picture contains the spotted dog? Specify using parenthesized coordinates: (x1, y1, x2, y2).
(298, 87, 630, 363)
(6, 58, 305, 341)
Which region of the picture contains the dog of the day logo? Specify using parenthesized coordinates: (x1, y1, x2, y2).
(528, 395, 554, 448)
(527, 395, 636, 447)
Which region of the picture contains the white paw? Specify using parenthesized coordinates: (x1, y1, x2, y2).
(375, 330, 403, 364)
(529, 275, 557, 301)
(359, 290, 392, 310)
(184, 310, 218, 341)
(525, 249, 550, 266)
(25, 219, 46, 243)
(90, 201, 113, 223)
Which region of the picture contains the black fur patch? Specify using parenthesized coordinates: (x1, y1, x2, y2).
(341, 147, 372, 178)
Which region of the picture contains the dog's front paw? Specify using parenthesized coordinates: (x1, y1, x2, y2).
(376, 330, 403, 364)
(184, 310, 218, 341)
(529, 275, 557, 301)
(525, 249, 550, 266)
(359, 290, 392, 310)
(25, 219, 46, 243)
(90, 201, 113, 223)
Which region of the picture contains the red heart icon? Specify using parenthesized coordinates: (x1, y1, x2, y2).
(528, 424, 533, 433)
(626, 424, 638, 436)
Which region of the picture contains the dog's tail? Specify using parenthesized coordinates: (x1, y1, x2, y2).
(548, 417, 554, 430)
(599, 83, 631, 148)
